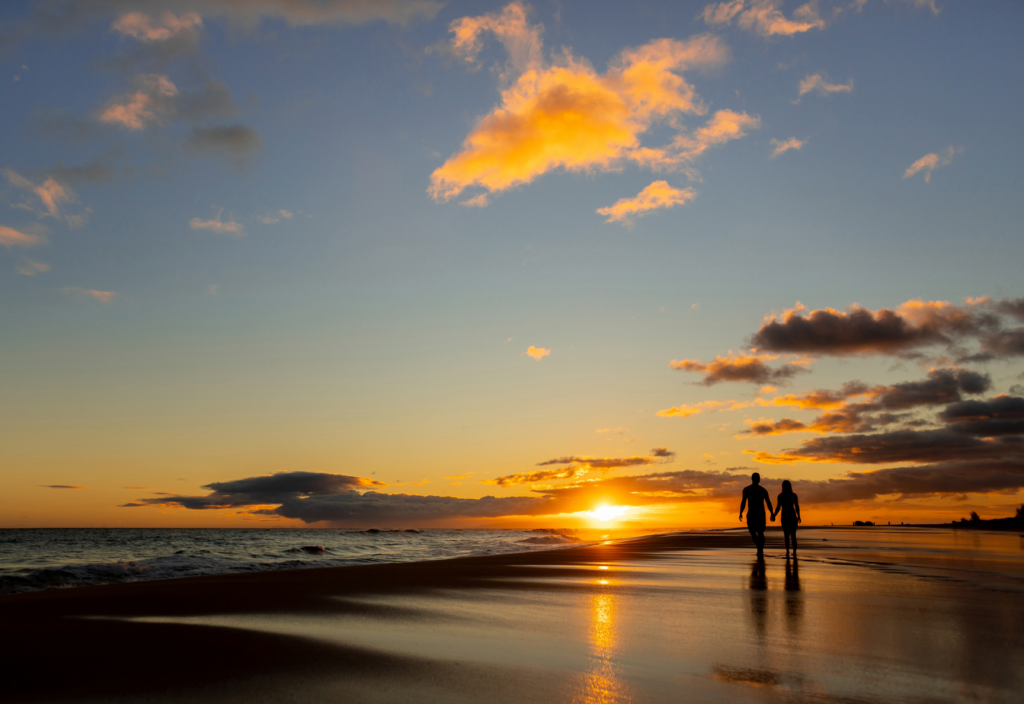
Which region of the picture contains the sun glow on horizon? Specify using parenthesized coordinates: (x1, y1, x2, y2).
(589, 505, 628, 522)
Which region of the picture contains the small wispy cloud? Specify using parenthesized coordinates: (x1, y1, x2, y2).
(796, 74, 853, 102)
(189, 208, 244, 235)
(702, 0, 826, 37)
(17, 258, 50, 275)
(4, 169, 83, 228)
(40, 484, 89, 489)
(0, 224, 45, 247)
(903, 145, 962, 184)
(460, 193, 489, 208)
(597, 181, 697, 225)
(525, 345, 551, 361)
(770, 137, 805, 158)
(111, 12, 202, 42)
(257, 209, 294, 225)
(63, 287, 116, 303)
(96, 74, 179, 131)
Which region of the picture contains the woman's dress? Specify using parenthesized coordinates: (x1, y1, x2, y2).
(777, 493, 799, 534)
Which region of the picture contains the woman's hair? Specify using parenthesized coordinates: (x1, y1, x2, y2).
(782, 479, 793, 494)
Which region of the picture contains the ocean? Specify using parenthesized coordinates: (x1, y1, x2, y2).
(0, 527, 587, 594)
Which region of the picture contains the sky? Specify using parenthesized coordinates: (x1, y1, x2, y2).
(1, 0, 1023, 530)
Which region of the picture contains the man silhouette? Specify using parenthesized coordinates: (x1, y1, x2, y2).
(739, 472, 773, 556)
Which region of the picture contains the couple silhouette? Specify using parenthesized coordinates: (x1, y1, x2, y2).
(739, 472, 801, 556)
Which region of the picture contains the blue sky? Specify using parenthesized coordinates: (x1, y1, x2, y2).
(2, 0, 1023, 528)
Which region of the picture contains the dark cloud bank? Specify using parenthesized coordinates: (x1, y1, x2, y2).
(121, 386, 1024, 524)
(122, 298, 1024, 525)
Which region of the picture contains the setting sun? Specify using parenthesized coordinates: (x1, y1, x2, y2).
(590, 506, 628, 522)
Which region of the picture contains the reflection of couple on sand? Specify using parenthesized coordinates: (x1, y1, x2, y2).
(738, 473, 801, 556)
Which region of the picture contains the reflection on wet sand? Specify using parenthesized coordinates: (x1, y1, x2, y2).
(578, 569, 630, 703)
(5, 530, 1023, 703)
(784, 556, 803, 634)
(748, 558, 768, 643)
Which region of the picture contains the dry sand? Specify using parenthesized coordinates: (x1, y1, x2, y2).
(2, 528, 1022, 703)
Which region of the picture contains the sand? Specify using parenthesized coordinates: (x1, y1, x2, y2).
(2, 528, 1022, 703)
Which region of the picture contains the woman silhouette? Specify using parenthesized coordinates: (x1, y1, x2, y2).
(772, 480, 801, 554)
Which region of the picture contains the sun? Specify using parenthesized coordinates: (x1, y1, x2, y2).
(590, 505, 627, 522)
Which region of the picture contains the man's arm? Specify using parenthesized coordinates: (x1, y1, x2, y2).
(739, 493, 747, 521)
(763, 489, 774, 519)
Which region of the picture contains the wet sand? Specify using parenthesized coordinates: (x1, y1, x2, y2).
(3, 528, 1022, 703)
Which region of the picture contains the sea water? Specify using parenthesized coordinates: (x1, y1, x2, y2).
(0, 527, 586, 594)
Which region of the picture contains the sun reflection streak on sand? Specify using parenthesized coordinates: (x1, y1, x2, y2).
(575, 574, 632, 704)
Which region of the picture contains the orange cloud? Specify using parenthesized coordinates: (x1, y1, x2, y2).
(737, 412, 868, 438)
(488, 447, 675, 487)
(766, 387, 868, 410)
(430, 6, 737, 203)
(656, 399, 752, 418)
(669, 353, 809, 385)
(642, 109, 760, 169)
(4, 169, 82, 228)
(448, 1, 543, 81)
(460, 193, 489, 208)
(525, 345, 551, 360)
(97, 74, 178, 130)
(597, 181, 696, 224)
(796, 74, 853, 102)
(903, 146, 961, 184)
(702, 0, 825, 37)
(769, 137, 805, 158)
(0, 225, 45, 247)
(189, 209, 244, 235)
(657, 404, 705, 418)
(112, 12, 202, 41)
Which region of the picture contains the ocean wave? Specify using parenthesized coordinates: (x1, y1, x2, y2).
(0, 553, 327, 595)
(285, 545, 329, 554)
(0, 528, 596, 595)
(517, 535, 582, 545)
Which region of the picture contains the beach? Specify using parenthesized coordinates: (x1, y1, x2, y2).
(3, 528, 1022, 703)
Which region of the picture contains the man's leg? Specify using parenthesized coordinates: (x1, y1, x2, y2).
(748, 525, 763, 553)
